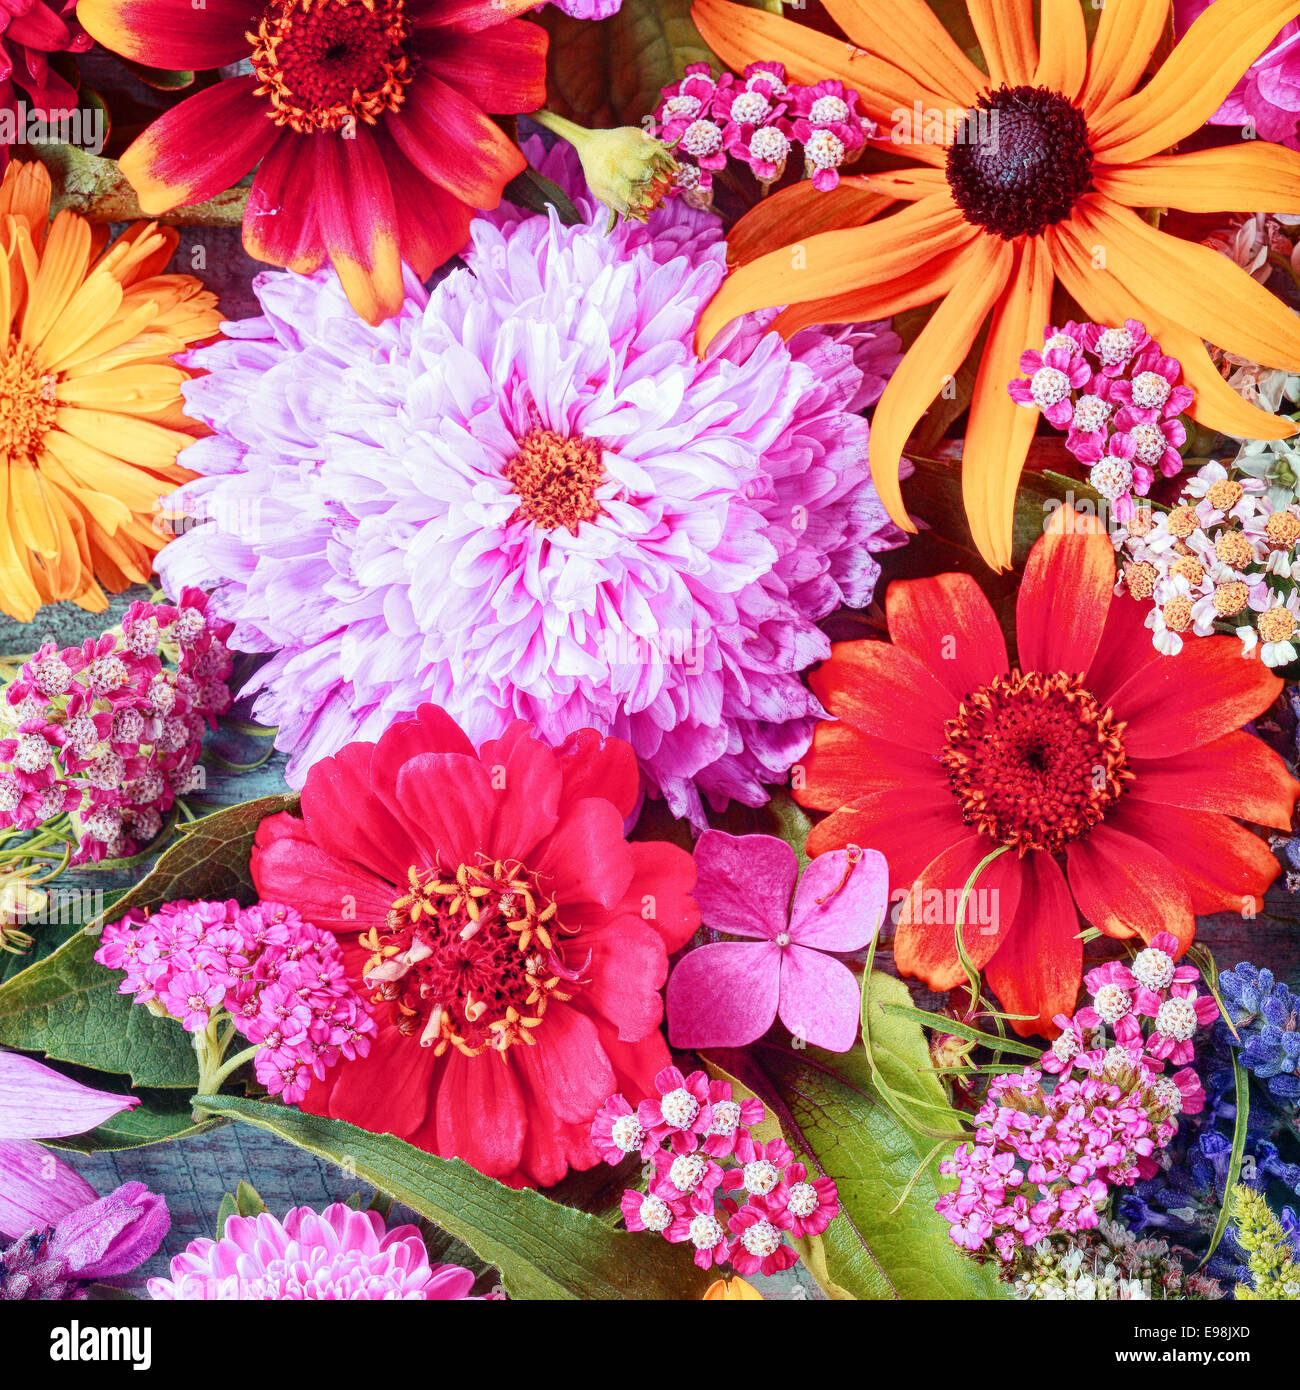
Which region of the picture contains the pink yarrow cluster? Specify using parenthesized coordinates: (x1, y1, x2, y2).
(936, 934, 1216, 1264)
(591, 1065, 839, 1276)
(0, 590, 234, 863)
(653, 61, 872, 205)
(95, 899, 376, 1102)
(1008, 319, 1193, 522)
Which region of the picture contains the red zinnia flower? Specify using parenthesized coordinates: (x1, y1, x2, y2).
(1, 2, 92, 166)
(250, 703, 699, 1187)
(794, 511, 1300, 1036)
(76, 0, 548, 324)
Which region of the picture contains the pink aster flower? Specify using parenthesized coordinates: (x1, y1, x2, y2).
(1140, 982, 1220, 1065)
(765, 1161, 839, 1237)
(668, 1193, 732, 1270)
(148, 1204, 480, 1300)
(698, 1079, 765, 1159)
(667, 832, 886, 1052)
(590, 1094, 654, 1163)
(721, 1135, 793, 1201)
(636, 1066, 714, 1153)
(727, 1203, 798, 1276)
(620, 1187, 682, 1235)
(1009, 341, 1092, 427)
(154, 137, 904, 828)
(1082, 319, 1152, 376)
(650, 1148, 725, 1203)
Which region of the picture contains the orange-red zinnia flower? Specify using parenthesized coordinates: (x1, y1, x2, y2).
(794, 510, 1300, 1035)
(0, 160, 220, 622)
(76, 0, 548, 325)
(691, 0, 1300, 569)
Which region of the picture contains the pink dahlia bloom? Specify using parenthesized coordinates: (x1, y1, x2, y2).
(156, 139, 904, 826)
(148, 1204, 480, 1301)
(1176, 1, 1300, 147)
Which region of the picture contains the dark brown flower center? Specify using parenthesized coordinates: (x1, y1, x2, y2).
(945, 85, 1093, 239)
(939, 670, 1130, 854)
(505, 427, 606, 534)
(362, 858, 578, 1056)
(250, 0, 413, 135)
(0, 337, 57, 462)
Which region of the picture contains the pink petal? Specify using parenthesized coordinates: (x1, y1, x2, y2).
(0, 1051, 138, 1141)
(692, 831, 795, 940)
(665, 941, 781, 1049)
(0, 1138, 97, 1239)
(778, 946, 862, 1053)
(788, 847, 889, 952)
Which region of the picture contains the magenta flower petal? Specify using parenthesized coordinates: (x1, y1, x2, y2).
(693, 830, 795, 940)
(666, 940, 781, 1049)
(787, 846, 888, 952)
(0, 1138, 97, 1240)
(48, 1181, 169, 1280)
(0, 1051, 138, 1141)
(778, 945, 862, 1053)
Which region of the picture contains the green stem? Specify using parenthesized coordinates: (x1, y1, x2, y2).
(528, 109, 589, 148)
(207, 1045, 259, 1093)
(953, 843, 1012, 1036)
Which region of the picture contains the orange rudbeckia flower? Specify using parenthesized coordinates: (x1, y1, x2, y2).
(793, 511, 1300, 1035)
(692, 0, 1300, 569)
(0, 160, 220, 622)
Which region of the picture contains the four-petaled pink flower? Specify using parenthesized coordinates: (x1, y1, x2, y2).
(667, 832, 887, 1052)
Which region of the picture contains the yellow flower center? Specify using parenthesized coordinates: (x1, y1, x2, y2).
(0, 337, 57, 462)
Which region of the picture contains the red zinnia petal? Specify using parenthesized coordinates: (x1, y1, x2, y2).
(78, 0, 256, 68)
(1108, 634, 1284, 758)
(413, 17, 547, 114)
(118, 76, 276, 217)
(533, 797, 634, 910)
(476, 722, 562, 862)
(806, 786, 971, 892)
(432, 1050, 527, 1178)
(554, 726, 641, 823)
(1015, 514, 1115, 676)
(311, 126, 405, 327)
(581, 919, 669, 1041)
(1065, 823, 1194, 948)
(374, 134, 474, 279)
(1106, 800, 1282, 917)
(392, 751, 496, 869)
(314, 1024, 437, 1138)
(409, 0, 547, 35)
(809, 641, 955, 753)
(244, 130, 326, 274)
(385, 71, 526, 211)
(621, 841, 700, 953)
(1128, 730, 1300, 831)
(796, 725, 942, 812)
(985, 851, 1081, 1038)
(894, 837, 1024, 991)
(519, 1006, 615, 1126)
(885, 571, 1009, 699)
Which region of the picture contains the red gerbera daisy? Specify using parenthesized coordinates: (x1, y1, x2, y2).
(794, 510, 1300, 1037)
(76, 0, 548, 324)
(250, 703, 699, 1187)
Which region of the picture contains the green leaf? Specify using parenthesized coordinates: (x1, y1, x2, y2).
(215, 1192, 238, 1238)
(861, 971, 965, 1133)
(99, 794, 298, 925)
(502, 166, 582, 226)
(1204, 1053, 1251, 1268)
(541, 0, 717, 128)
(196, 1095, 713, 1301)
(707, 1044, 1009, 1301)
(235, 1180, 268, 1219)
(0, 930, 198, 1087)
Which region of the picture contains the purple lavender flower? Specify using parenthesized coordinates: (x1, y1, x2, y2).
(156, 141, 904, 825)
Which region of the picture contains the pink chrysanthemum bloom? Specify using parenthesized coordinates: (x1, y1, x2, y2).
(155, 138, 904, 827)
(148, 1204, 479, 1300)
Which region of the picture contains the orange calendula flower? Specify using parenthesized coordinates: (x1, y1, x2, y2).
(0, 160, 220, 623)
(703, 1276, 763, 1299)
(691, 0, 1300, 569)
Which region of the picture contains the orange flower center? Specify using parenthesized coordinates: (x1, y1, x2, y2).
(0, 336, 57, 462)
(505, 427, 607, 534)
(361, 858, 577, 1056)
(945, 85, 1094, 240)
(939, 670, 1131, 854)
(249, 0, 413, 135)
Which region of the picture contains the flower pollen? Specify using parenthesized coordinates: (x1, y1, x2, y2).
(505, 427, 606, 535)
(0, 337, 57, 462)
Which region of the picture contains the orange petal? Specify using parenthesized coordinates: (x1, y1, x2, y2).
(1016, 502, 1116, 675)
(863, 167, 951, 200)
(1066, 825, 1195, 948)
(820, 0, 986, 105)
(726, 177, 895, 269)
(1128, 730, 1300, 831)
(1094, 143, 1300, 214)
(962, 235, 1054, 570)
(867, 233, 1013, 533)
(695, 194, 964, 351)
(1072, 196, 1300, 371)
(885, 571, 1009, 699)
(1080, 0, 1172, 117)
(1090, 0, 1300, 162)
(807, 640, 956, 752)
(966, 0, 1037, 86)
(691, 0, 953, 134)
(770, 236, 975, 337)
(1047, 218, 1300, 441)
(1033, 0, 1088, 100)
